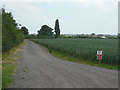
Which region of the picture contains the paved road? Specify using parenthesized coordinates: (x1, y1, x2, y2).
(10, 40, 118, 88)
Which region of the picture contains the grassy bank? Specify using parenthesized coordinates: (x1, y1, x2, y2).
(2, 41, 25, 88)
(48, 49, 118, 70)
(0, 52, 2, 90)
(31, 39, 118, 70)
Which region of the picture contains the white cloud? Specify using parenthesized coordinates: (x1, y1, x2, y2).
(69, 0, 118, 2)
(69, 0, 118, 10)
(2, 0, 118, 10)
(2, 0, 118, 34)
(3, 0, 55, 2)
(3, 2, 42, 12)
(2, 2, 58, 33)
(2, 0, 119, 2)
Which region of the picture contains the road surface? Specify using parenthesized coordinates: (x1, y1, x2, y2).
(10, 40, 118, 88)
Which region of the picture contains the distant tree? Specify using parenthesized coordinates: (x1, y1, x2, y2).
(91, 33, 95, 36)
(26, 34, 37, 39)
(19, 24, 22, 26)
(118, 33, 120, 39)
(106, 35, 117, 39)
(82, 33, 84, 35)
(37, 25, 53, 38)
(21, 26, 29, 35)
(55, 19, 60, 38)
(97, 34, 104, 36)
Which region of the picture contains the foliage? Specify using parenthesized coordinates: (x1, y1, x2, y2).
(105, 35, 117, 39)
(2, 8, 24, 52)
(21, 26, 29, 39)
(37, 25, 53, 38)
(21, 26, 29, 35)
(55, 19, 60, 38)
(35, 39, 118, 65)
(91, 33, 95, 36)
(0, 9, 1, 32)
(118, 33, 120, 38)
(60, 34, 117, 39)
(26, 34, 38, 39)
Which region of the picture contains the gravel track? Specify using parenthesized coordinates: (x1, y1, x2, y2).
(10, 40, 118, 88)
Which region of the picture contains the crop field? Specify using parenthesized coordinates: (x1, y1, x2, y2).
(35, 39, 118, 65)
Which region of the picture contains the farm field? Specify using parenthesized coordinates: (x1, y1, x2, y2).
(35, 39, 118, 66)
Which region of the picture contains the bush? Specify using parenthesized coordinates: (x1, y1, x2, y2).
(2, 9, 24, 52)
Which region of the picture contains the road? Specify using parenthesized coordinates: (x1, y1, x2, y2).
(10, 40, 118, 88)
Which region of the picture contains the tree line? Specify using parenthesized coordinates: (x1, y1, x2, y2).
(21, 19, 61, 39)
(2, 8, 61, 52)
(60, 33, 118, 39)
(2, 9, 29, 52)
(2, 8, 118, 52)
(37, 19, 60, 38)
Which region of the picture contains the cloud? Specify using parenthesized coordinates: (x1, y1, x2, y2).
(2, 2, 58, 33)
(2, 0, 118, 34)
(69, 0, 118, 10)
(2, 0, 119, 2)
(3, 2, 42, 12)
(69, 0, 118, 2)
(3, 0, 55, 2)
(2, 0, 118, 10)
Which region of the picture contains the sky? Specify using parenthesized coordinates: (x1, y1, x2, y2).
(1, 0, 119, 35)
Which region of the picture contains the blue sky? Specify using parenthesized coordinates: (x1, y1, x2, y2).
(2, 0, 118, 34)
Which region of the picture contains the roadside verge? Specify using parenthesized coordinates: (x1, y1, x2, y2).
(2, 41, 25, 88)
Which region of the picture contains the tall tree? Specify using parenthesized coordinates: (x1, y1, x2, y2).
(37, 25, 53, 37)
(55, 19, 60, 38)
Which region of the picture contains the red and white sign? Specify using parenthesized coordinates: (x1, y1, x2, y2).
(97, 51, 102, 60)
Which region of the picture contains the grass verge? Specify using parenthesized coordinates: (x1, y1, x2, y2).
(2, 41, 25, 88)
(0, 53, 2, 90)
(48, 49, 118, 70)
(31, 39, 118, 70)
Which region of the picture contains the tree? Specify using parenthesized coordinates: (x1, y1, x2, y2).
(2, 8, 24, 52)
(118, 33, 120, 39)
(37, 25, 53, 38)
(91, 33, 95, 36)
(21, 26, 29, 35)
(55, 19, 60, 38)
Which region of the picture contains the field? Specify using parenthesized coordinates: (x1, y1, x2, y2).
(35, 39, 118, 66)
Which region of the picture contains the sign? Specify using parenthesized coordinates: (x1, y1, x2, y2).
(97, 51, 102, 60)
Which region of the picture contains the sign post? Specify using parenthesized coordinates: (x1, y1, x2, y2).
(97, 51, 102, 64)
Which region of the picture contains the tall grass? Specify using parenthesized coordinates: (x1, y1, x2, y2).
(35, 39, 118, 65)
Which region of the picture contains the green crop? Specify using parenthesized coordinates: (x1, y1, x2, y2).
(35, 39, 118, 65)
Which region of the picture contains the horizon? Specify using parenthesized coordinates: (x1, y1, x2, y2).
(29, 33, 119, 36)
(2, 0, 118, 35)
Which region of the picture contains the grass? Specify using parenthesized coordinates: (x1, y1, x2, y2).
(31, 39, 118, 70)
(0, 34, 2, 89)
(2, 41, 25, 88)
(0, 55, 2, 90)
(35, 39, 118, 65)
(48, 49, 118, 70)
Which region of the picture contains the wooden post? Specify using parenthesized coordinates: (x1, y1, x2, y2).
(99, 60, 100, 64)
